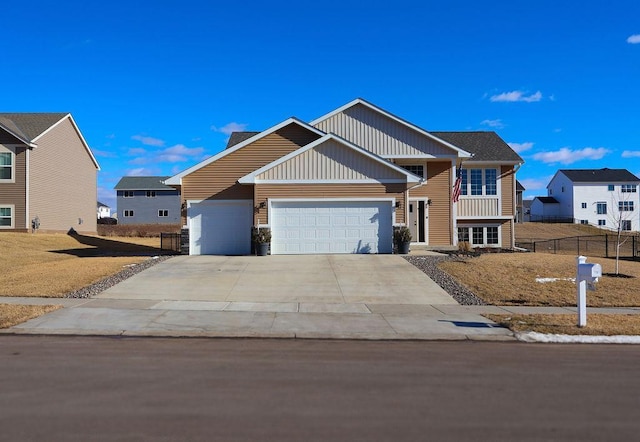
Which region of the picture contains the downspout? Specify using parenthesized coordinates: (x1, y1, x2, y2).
(25, 147, 30, 230)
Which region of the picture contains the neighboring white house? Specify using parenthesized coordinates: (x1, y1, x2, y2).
(530, 168, 640, 231)
(97, 201, 111, 219)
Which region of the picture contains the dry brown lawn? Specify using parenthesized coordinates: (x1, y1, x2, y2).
(0, 233, 164, 297)
(515, 222, 604, 242)
(486, 314, 640, 336)
(0, 303, 62, 328)
(439, 253, 640, 307)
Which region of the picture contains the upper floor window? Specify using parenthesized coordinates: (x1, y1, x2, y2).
(608, 185, 615, 191)
(124, 210, 134, 217)
(621, 184, 637, 193)
(619, 201, 635, 212)
(123, 191, 134, 198)
(146, 191, 157, 198)
(581, 202, 587, 209)
(462, 168, 498, 196)
(400, 165, 424, 178)
(0, 149, 14, 182)
(597, 202, 607, 215)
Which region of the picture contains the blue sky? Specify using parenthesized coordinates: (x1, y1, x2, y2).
(3, 0, 639, 210)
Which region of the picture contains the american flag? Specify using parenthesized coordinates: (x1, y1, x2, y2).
(452, 168, 462, 203)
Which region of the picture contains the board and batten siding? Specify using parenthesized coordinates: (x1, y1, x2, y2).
(29, 117, 98, 233)
(0, 145, 27, 231)
(257, 140, 406, 181)
(314, 103, 454, 158)
(253, 183, 406, 226)
(407, 161, 452, 246)
(182, 124, 321, 201)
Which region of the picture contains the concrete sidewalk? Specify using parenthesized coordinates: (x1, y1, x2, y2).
(1, 296, 639, 341)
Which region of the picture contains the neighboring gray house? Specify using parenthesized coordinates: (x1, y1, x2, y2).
(114, 176, 180, 225)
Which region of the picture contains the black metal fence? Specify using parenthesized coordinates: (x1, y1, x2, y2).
(516, 234, 639, 259)
(160, 233, 181, 253)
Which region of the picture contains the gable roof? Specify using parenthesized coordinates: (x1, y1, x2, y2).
(558, 168, 640, 183)
(97, 201, 110, 208)
(114, 176, 174, 191)
(0, 113, 99, 169)
(516, 180, 525, 192)
(534, 196, 559, 204)
(226, 131, 260, 149)
(430, 131, 523, 163)
(311, 98, 472, 158)
(165, 118, 326, 185)
(238, 133, 423, 185)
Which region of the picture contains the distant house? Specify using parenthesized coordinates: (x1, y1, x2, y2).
(530, 168, 640, 230)
(114, 176, 180, 225)
(516, 180, 525, 223)
(0, 113, 99, 233)
(97, 201, 111, 219)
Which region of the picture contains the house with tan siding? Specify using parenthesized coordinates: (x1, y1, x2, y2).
(0, 113, 99, 233)
(166, 99, 523, 255)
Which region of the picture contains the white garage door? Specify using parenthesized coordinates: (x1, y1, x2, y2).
(271, 200, 393, 255)
(188, 200, 253, 255)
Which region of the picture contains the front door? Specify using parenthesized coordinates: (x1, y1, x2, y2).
(408, 199, 429, 243)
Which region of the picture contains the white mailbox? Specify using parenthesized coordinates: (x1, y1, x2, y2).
(576, 256, 602, 327)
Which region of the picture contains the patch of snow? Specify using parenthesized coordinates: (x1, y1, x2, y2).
(535, 277, 575, 283)
(516, 331, 640, 344)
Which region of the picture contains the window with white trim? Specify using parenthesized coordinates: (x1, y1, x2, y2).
(461, 168, 498, 197)
(124, 210, 134, 217)
(598, 220, 606, 226)
(400, 165, 424, 178)
(457, 225, 501, 247)
(0, 206, 13, 228)
(580, 220, 588, 225)
(123, 191, 134, 198)
(0, 147, 14, 182)
(619, 201, 635, 212)
(146, 191, 156, 198)
(581, 202, 587, 209)
(608, 185, 615, 191)
(621, 184, 637, 193)
(158, 209, 168, 217)
(597, 202, 607, 215)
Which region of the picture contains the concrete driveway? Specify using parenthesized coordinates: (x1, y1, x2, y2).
(97, 255, 457, 305)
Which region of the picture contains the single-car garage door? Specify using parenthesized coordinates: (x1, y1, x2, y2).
(188, 200, 253, 255)
(271, 200, 393, 254)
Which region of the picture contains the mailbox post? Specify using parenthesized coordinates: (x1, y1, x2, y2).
(576, 256, 602, 327)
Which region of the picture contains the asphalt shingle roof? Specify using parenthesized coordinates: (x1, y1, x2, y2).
(114, 176, 173, 190)
(559, 168, 640, 183)
(516, 180, 525, 191)
(430, 131, 523, 163)
(0, 113, 68, 141)
(535, 196, 559, 203)
(226, 132, 260, 149)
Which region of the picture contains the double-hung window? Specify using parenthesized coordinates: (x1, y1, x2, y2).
(0, 206, 13, 228)
(621, 184, 637, 193)
(596, 202, 607, 215)
(462, 168, 498, 196)
(619, 201, 635, 212)
(158, 209, 168, 217)
(123, 191, 134, 198)
(0, 148, 14, 182)
(457, 226, 500, 247)
(146, 191, 156, 198)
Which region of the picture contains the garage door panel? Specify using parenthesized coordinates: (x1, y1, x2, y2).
(188, 200, 252, 255)
(271, 201, 393, 255)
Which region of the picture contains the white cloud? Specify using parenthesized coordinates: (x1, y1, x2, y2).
(508, 142, 534, 153)
(627, 34, 640, 44)
(622, 150, 640, 158)
(127, 147, 147, 156)
(532, 147, 611, 164)
(480, 119, 505, 128)
(156, 144, 206, 163)
(126, 167, 157, 176)
(519, 177, 552, 191)
(490, 90, 542, 103)
(92, 148, 118, 158)
(132, 135, 165, 147)
(212, 122, 248, 135)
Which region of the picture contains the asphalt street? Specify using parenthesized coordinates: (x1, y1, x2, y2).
(1, 336, 639, 441)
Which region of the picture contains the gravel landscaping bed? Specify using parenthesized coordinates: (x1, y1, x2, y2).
(404, 255, 487, 305)
(65, 255, 175, 298)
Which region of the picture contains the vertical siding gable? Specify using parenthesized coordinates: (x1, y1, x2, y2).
(183, 124, 321, 201)
(257, 139, 407, 181)
(314, 104, 454, 157)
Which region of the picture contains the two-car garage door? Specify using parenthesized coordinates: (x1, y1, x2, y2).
(270, 201, 393, 254)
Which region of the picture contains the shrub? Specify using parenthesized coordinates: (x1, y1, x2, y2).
(98, 223, 181, 237)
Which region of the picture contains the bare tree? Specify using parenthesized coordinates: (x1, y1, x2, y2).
(606, 189, 638, 274)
